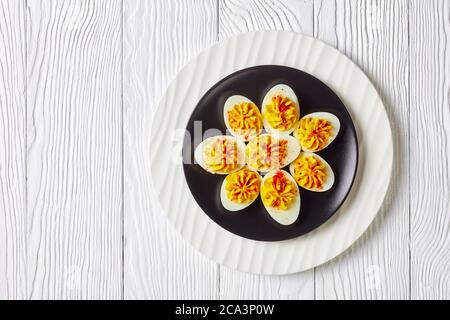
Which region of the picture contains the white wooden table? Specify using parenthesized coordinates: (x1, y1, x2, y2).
(0, 0, 449, 300)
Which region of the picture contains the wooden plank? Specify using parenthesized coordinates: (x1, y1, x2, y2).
(410, 0, 450, 300)
(218, 0, 315, 300)
(0, 0, 27, 299)
(314, 0, 410, 299)
(123, 0, 219, 299)
(26, 0, 122, 299)
(219, 0, 314, 37)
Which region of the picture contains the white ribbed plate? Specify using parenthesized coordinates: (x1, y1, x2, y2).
(150, 31, 393, 275)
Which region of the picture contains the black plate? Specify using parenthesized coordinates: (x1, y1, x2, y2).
(182, 65, 358, 241)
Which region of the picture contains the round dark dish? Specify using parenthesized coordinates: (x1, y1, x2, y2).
(182, 65, 358, 241)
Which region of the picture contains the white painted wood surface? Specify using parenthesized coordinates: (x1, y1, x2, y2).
(26, 0, 123, 299)
(0, 0, 26, 300)
(410, 0, 450, 300)
(0, 0, 449, 299)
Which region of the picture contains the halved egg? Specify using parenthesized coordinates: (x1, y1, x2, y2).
(245, 133, 300, 173)
(289, 152, 335, 192)
(223, 95, 263, 142)
(294, 112, 340, 152)
(220, 167, 261, 211)
(260, 169, 300, 226)
(262, 84, 300, 134)
(194, 135, 245, 174)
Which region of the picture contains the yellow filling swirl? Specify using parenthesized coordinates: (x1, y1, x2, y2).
(263, 95, 298, 131)
(227, 102, 263, 140)
(246, 135, 288, 171)
(292, 155, 327, 190)
(225, 168, 260, 203)
(261, 171, 297, 210)
(295, 117, 332, 151)
(203, 138, 239, 173)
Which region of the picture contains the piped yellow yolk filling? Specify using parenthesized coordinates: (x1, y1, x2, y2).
(203, 138, 239, 173)
(263, 95, 298, 131)
(261, 171, 297, 210)
(225, 169, 260, 204)
(227, 102, 263, 140)
(296, 117, 332, 151)
(246, 135, 288, 171)
(293, 155, 327, 190)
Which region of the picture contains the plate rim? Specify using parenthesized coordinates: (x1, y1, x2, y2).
(150, 30, 393, 275)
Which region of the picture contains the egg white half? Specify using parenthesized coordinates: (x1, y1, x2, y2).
(194, 135, 246, 175)
(223, 95, 262, 142)
(245, 133, 301, 173)
(260, 169, 300, 226)
(295, 112, 340, 152)
(289, 152, 335, 192)
(261, 84, 300, 135)
(220, 169, 261, 211)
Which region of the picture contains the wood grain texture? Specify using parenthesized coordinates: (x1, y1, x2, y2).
(218, 0, 315, 299)
(0, 0, 27, 299)
(26, 0, 122, 299)
(313, 0, 410, 299)
(123, 0, 219, 299)
(219, 0, 313, 38)
(410, 0, 450, 299)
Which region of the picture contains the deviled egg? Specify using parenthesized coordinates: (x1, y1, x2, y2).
(223, 95, 263, 142)
(220, 167, 261, 211)
(194, 135, 246, 174)
(262, 84, 300, 134)
(289, 152, 335, 192)
(260, 169, 300, 226)
(294, 112, 340, 152)
(245, 133, 300, 173)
